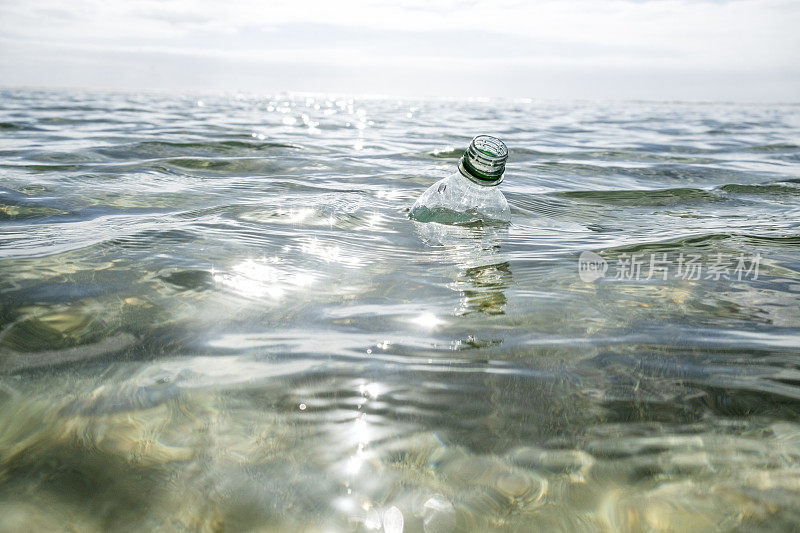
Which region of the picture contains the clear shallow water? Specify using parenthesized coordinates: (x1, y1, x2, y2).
(1, 88, 800, 531)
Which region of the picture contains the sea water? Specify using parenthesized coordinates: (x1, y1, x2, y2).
(1, 89, 800, 531)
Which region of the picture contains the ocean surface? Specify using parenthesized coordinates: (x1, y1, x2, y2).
(1, 88, 800, 532)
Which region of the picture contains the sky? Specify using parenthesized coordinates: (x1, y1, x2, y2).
(1, 0, 798, 101)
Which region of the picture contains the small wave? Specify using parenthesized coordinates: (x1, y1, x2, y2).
(601, 232, 732, 255)
(105, 229, 197, 250)
(516, 148, 720, 165)
(742, 234, 800, 246)
(153, 157, 284, 175)
(719, 183, 800, 195)
(749, 143, 800, 152)
(0, 163, 81, 173)
(555, 187, 720, 206)
(94, 140, 302, 159)
(429, 148, 464, 159)
(533, 161, 755, 185)
(506, 194, 572, 218)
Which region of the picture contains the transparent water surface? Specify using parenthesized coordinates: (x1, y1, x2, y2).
(1, 89, 800, 531)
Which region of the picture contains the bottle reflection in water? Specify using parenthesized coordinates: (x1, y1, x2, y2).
(455, 262, 512, 316)
(411, 135, 511, 224)
(413, 222, 512, 317)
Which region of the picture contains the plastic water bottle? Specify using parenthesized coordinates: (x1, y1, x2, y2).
(411, 135, 510, 224)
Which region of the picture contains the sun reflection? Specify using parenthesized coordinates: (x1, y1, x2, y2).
(300, 112, 320, 133)
(375, 189, 403, 201)
(344, 412, 371, 476)
(212, 258, 317, 300)
(285, 207, 314, 224)
(345, 451, 364, 475)
(352, 415, 369, 445)
(341, 379, 385, 521)
(300, 237, 363, 267)
(408, 312, 445, 329)
(365, 212, 383, 228)
(359, 382, 382, 399)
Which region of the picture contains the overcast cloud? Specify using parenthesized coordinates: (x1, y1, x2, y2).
(1, 0, 798, 100)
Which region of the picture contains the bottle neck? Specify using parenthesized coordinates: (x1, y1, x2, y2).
(460, 135, 507, 186)
(458, 159, 504, 187)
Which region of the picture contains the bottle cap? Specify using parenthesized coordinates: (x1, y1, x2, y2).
(459, 135, 508, 186)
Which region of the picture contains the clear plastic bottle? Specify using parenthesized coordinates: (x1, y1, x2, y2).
(410, 135, 510, 224)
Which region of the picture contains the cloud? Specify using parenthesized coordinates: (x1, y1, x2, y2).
(0, 0, 798, 99)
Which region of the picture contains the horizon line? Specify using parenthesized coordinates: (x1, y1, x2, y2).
(3, 84, 799, 107)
